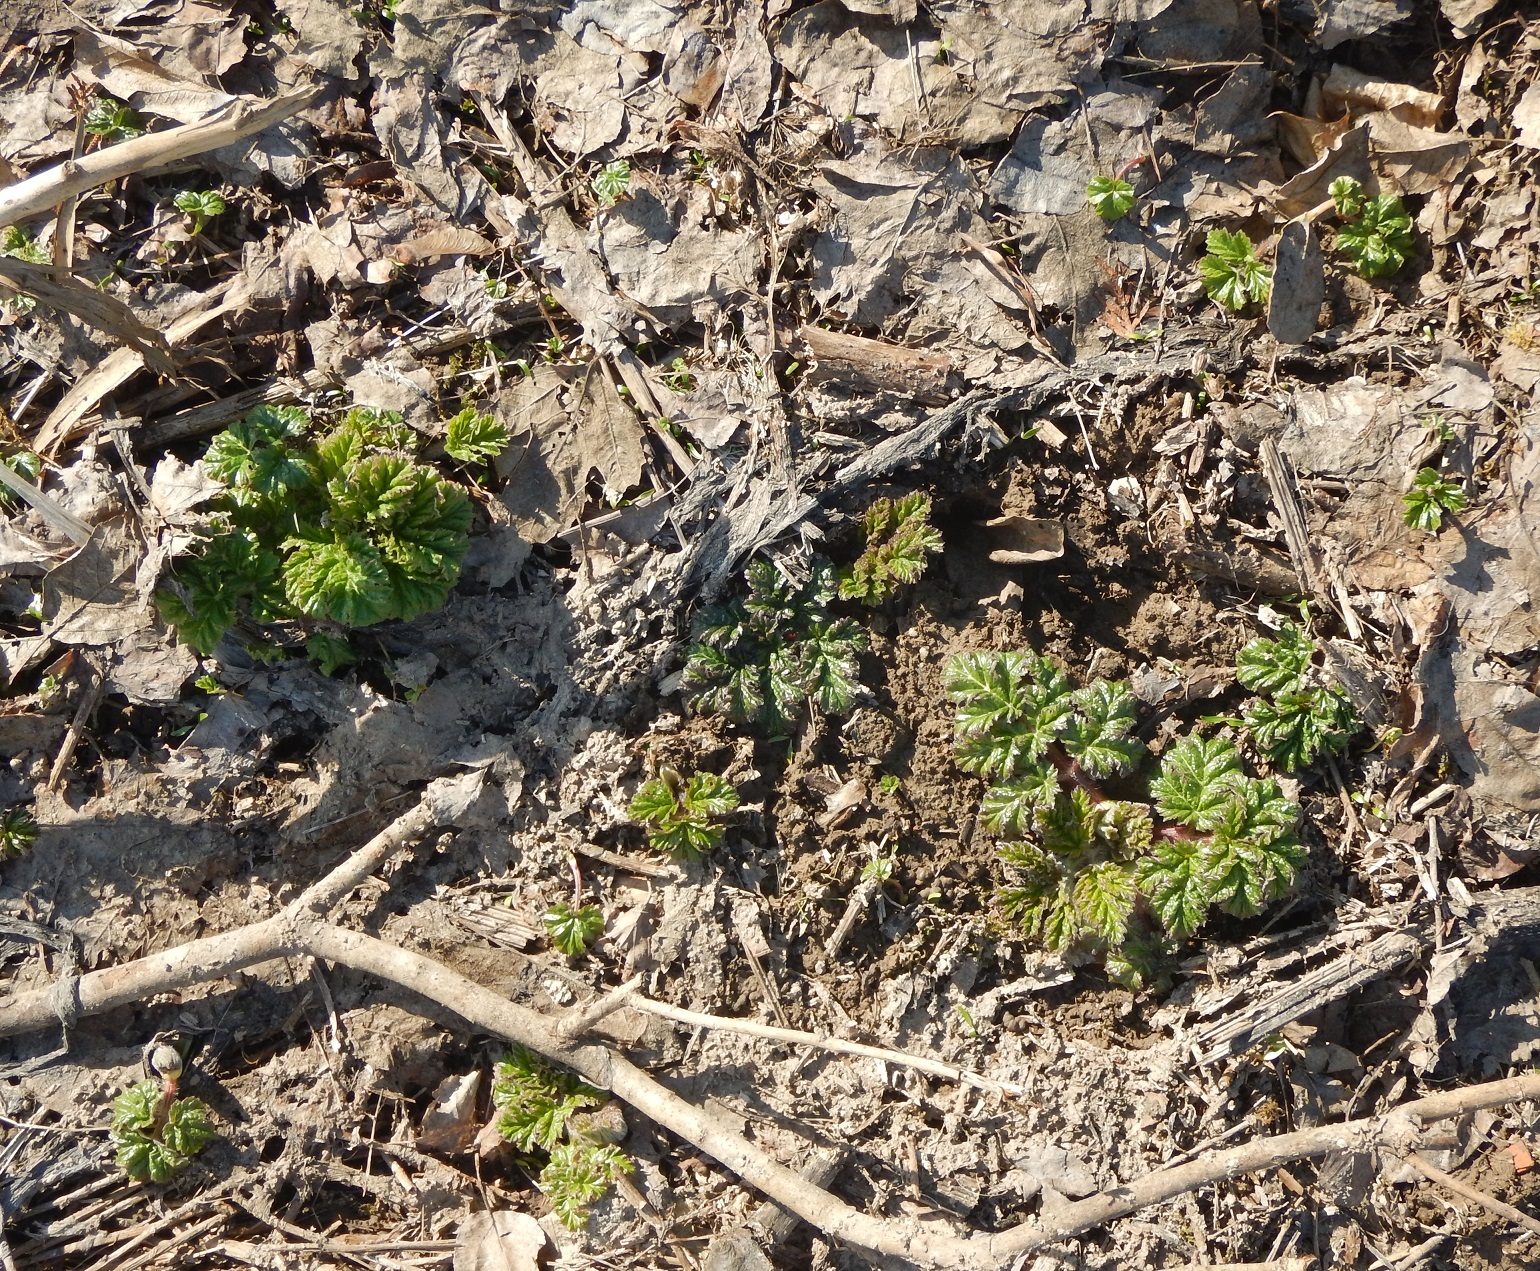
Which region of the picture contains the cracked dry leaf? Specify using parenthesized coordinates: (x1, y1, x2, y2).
(42, 528, 149, 648)
(372, 68, 491, 220)
(453, 1210, 547, 1271)
(72, 29, 234, 124)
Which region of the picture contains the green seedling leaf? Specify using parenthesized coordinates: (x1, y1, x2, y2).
(109, 1080, 215, 1182)
(544, 903, 604, 956)
(591, 160, 631, 208)
(1329, 176, 1365, 220)
(629, 769, 738, 859)
(1199, 229, 1272, 312)
(1150, 736, 1245, 830)
(493, 1046, 601, 1152)
(1236, 624, 1315, 696)
(1402, 467, 1466, 533)
(1087, 175, 1137, 221)
(0, 807, 38, 858)
(84, 97, 143, 143)
(839, 493, 943, 604)
(1337, 194, 1416, 279)
(173, 190, 225, 235)
(0, 227, 50, 264)
(444, 407, 511, 464)
(541, 1142, 631, 1229)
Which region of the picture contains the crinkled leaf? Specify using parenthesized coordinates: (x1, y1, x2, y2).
(1151, 736, 1246, 830)
(283, 532, 393, 627)
(1063, 679, 1142, 778)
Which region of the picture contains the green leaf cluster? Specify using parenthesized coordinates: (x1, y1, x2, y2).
(1236, 623, 1358, 770)
(0, 227, 49, 264)
(1199, 229, 1272, 312)
(173, 190, 225, 235)
(1402, 467, 1466, 533)
(839, 493, 943, 604)
(684, 560, 866, 728)
(629, 767, 739, 859)
(84, 97, 144, 143)
(0, 806, 38, 858)
(160, 405, 472, 656)
(1087, 175, 1136, 222)
(444, 407, 510, 464)
(110, 1080, 216, 1182)
(1330, 177, 1415, 279)
(492, 1048, 632, 1229)
(544, 902, 604, 955)
(591, 160, 631, 208)
(949, 650, 1304, 984)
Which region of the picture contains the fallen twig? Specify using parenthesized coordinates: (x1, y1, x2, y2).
(1402, 1151, 1540, 1236)
(5, 784, 1540, 1269)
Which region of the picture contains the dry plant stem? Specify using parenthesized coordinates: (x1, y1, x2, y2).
(0, 89, 320, 231)
(1162, 1261, 1314, 1271)
(1402, 1151, 1540, 1236)
(627, 993, 1028, 1100)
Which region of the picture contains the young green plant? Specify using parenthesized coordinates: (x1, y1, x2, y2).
(839, 493, 943, 604)
(683, 559, 865, 729)
(1402, 467, 1466, 533)
(590, 160, 631, 208)
(947, 651, 1303, 985)
(493, 1046, 631, 1228)
(173, 190, 225, 235)
(1199, 229, 1272, 312)
(110, 1071, 216, 1183)
(544, 902, 604, 956)
(1330, 177, 1416, 279)
(444, 406, 511, 465)
(629, 766, 739, 859)
(0, 807, 38, 859)
(1236, 622, 1359, 771)
(160, 405, 473, 658)
(84, 97, 143, 143)
(1087, 176, 1137, 222)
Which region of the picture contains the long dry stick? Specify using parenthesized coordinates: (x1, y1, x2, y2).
(6, 786, 1540, 1269)
(0, 89, 320, 231)
(1402, 1151, 1540, 1236)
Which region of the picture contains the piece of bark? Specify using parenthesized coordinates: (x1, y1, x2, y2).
(791, 325, 953, 405)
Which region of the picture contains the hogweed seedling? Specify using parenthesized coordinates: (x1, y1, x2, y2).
(110, 1079, 216, 1182)
(629, 766, 739, 859)
(1236, 622, 1359, 771)
(948, 651, 1303, 985)
(1199, 229, 1272, 312)
(839, 493, 943, 604)
(444, 407, 510, 465)
(544, 902, 603, 956)
(684, 559, 866, 729)
(590, 160, 631, 208)
(493, 1046, 632, 1228)
(173, 190, 225, 235)
(84, 97, 144, 143)
(1330, 177, 1415, 279)
(0, 227, 49, 264)
(1086, 175, 1137, 222)
(0, 807, 38, 859)
(1402, 467, 1466, 533)
(160, 404, 472, 657)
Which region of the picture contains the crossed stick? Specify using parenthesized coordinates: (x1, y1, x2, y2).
(4, 775, 1536, 1270)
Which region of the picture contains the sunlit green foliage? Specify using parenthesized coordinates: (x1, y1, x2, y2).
(629, 767, 738, 859)
(1236, 623, 1359, 770)
(839, 493, 943, 604)
(110, 1080, 215, 1182)
(1199, 229, 1272, 312)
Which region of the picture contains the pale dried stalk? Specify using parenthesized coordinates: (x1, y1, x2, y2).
(0, 89, 320, 232)
(627, 992, 1028, 1099)
(6, 795, 1540, 1269)
(1402, 1151, 1540, 1236)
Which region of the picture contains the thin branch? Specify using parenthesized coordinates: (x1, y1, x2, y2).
(1402, 1151, 1540, 1236)
(627, 993, 1029, 1099)
(0, 89, 320, 231)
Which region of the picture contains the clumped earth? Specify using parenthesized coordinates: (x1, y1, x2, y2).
(3, 1, 1540, 1269)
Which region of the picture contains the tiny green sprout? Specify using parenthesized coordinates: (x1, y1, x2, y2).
(878, 773, 901, 796)
(0, 226, 49, 264)
(305, 630, 355, 675)
(544, 902, 604, 956)
(84, 97, 144, 144)
(590, 160, 631, 209)
(1403, 467, 1467, 533)
(629, 766, 739, 859)
(173, 190, 225, 235)
(193, 674, 226, 695)
(1328, 176, 1365, 220)
(544, 334, 567, 362)
(483, 272, 509, 299)
(955, 1004, 979, 1038)
(109, 1080, 216, 1182)
(1337, 193, 1416, 279)
(934, 37, 953, 64)
(660, 357, 696, 394)
(1199, 229, 1272, 312)
(840, 493, 943, 604)
(444, 407, 511, 465)
(0, 451, 43, 511)
(0, 807, 38, 859)
(860, 854, 895, 884)
(1087, 175, 1137, 222)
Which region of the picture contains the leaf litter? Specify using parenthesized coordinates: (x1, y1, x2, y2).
(1, 2, 1540, 1269)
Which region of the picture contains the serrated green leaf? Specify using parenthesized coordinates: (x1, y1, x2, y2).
(1329, 176, 1364, 219)
(840, 493, 942, 603)
(981, 771, 1058, 834)
(283, 532, 393, 627)
(541, 1142, 631, 1228)
(793, 618, 865, 714)
(628, 778, 680, 826)
(1151, 736, 1245, 830)
(1035, 788, 1096, 860)
(544, 903, 604, 955)
(1200, 229, 1271, 311)
(1063, 678, 1142, 778)
(445, 407, 511, 463)
(1072, 860, 1136, 945)
(683, 772, 740, 819)
(1137, 838, 1210, 937)
(1337, 195, 1415, 278)
(1087, 175, 1137, 221)
(1235, 624, 1315, 695)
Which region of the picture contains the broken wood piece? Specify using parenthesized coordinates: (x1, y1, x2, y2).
(0, 464, 93, 546)
(791, 325, 952, 405)
(704, 1146, 846, 1271)
(1258, 437, 1331, 605)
